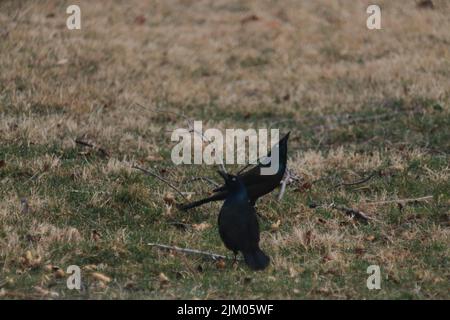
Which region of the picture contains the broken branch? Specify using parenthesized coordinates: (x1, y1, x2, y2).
(334, 171, 377, 188)
(132, 165, 188, 200)
(330, 204, 373, 222)
(75, 138, 110, 158)
(277, 170, 290, 201)
(364, 195, 433, 206)
(148, 243, 241, 261)
(134, 102, 227, 173)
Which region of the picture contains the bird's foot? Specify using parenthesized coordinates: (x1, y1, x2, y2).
(232, 254, 238, 270)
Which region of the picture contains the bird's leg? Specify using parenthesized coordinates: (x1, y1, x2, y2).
(232, 252, 238, 269)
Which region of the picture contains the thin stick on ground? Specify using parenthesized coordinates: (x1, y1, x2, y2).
(277, 169, 300, 201)
(330, 204, 373, 222)
(310, 202, 375, 223)
(132, 165, 188, 201)
(278, 170, 290, 201)
(75, 138, 110, 158)
(134, 102, 228, 173)
(364, 195, 433, 205)
(148, 243, 241, 261)
(334, 171, 377, 188)
(185, 176, 220, 187)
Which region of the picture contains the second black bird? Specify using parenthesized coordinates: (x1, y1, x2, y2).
(179, 131, 290, 211)
(217, 171, 270, 271)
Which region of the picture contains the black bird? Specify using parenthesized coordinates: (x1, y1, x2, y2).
(179, 131, 290, 210)
(217, 171, 270, 271)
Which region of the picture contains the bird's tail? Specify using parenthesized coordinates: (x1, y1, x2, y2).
(177, 192, 227, 211)
(243, 249, 270, 271)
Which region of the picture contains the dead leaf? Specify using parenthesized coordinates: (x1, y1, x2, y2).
(54, 268, 65, 279)
(135, 15, 146, 25)
(366, 235, 376, 242)
(241, 14, 259, 24)
(56, 59, 68, 65)
(34, 286, 59, 298)
(163, 192, 175, 205)
(289, 267, 298, 278)
(83, 264, 97, 271)
(323, 251, 338, 262)
(124, 281, 136, 289)
(0, 160, 5, 168)
(216, 259, 226, 270)
(164, 204, 173, 217)
(22, 250, 41, 268)
(158, 272, 170, 286)
(146, 154, 163, 161)
(270, 220, 281, 232)
(192, 222, 211, 231)
(91, 230, 101, 242)
(417, 0, 434, 9)
(44, 264, 53, 272)
(92, 272, 111, 283)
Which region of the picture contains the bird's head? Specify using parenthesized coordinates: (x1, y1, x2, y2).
(217, 170, 245, 192)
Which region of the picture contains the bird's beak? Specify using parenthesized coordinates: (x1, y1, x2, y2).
(217, 170, 228, 181)
(280, 131, 290, 142)
(284, 131, 291, 140)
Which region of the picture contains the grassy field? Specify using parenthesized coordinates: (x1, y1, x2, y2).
(0, 0, 449, 299)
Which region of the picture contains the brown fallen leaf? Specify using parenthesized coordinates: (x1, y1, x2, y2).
(241, 14, 259, 24)
(146, 154, 163, 161)
(164, 204, 173, 217)
(92, 272, 111, 283)
(53, 268, 65, 279)
(91, 230, 101, 242)
(163, 192, 175, 205)
(135, 15, 146, 25)
(216, 259, 226, 270)
(417, 0, 434, 9)
(22, 250, 41, 268)
(192, 222, 211, 231)
(34, 286, 59, 298)
(56, 58, 68, 65)
(323, 251, 338, 262)
(270, 220, 281, 232)
(44, 264, 53, 272)
(289, 267, 298, 278)
(158, 272, 170, 286)
(83, 264, 97, 271)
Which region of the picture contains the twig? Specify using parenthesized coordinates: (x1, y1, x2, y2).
(277, 169, 300, 201)
(334, 171, 377, 188)
(310, 202, 374, 223)
(277, 170, 290, 201)
(132, 165, 188, 200)
(167, 221, 191, 230)
(185, 176, 220, 187)
(330, 204, 373, 222)
(364, 196, 433, 206)
(148, 243, 241, 261)
(75, 138, 110, 158)
(134, 102, 228, 174)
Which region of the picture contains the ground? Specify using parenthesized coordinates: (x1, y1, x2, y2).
(0, 0, 449, 299)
